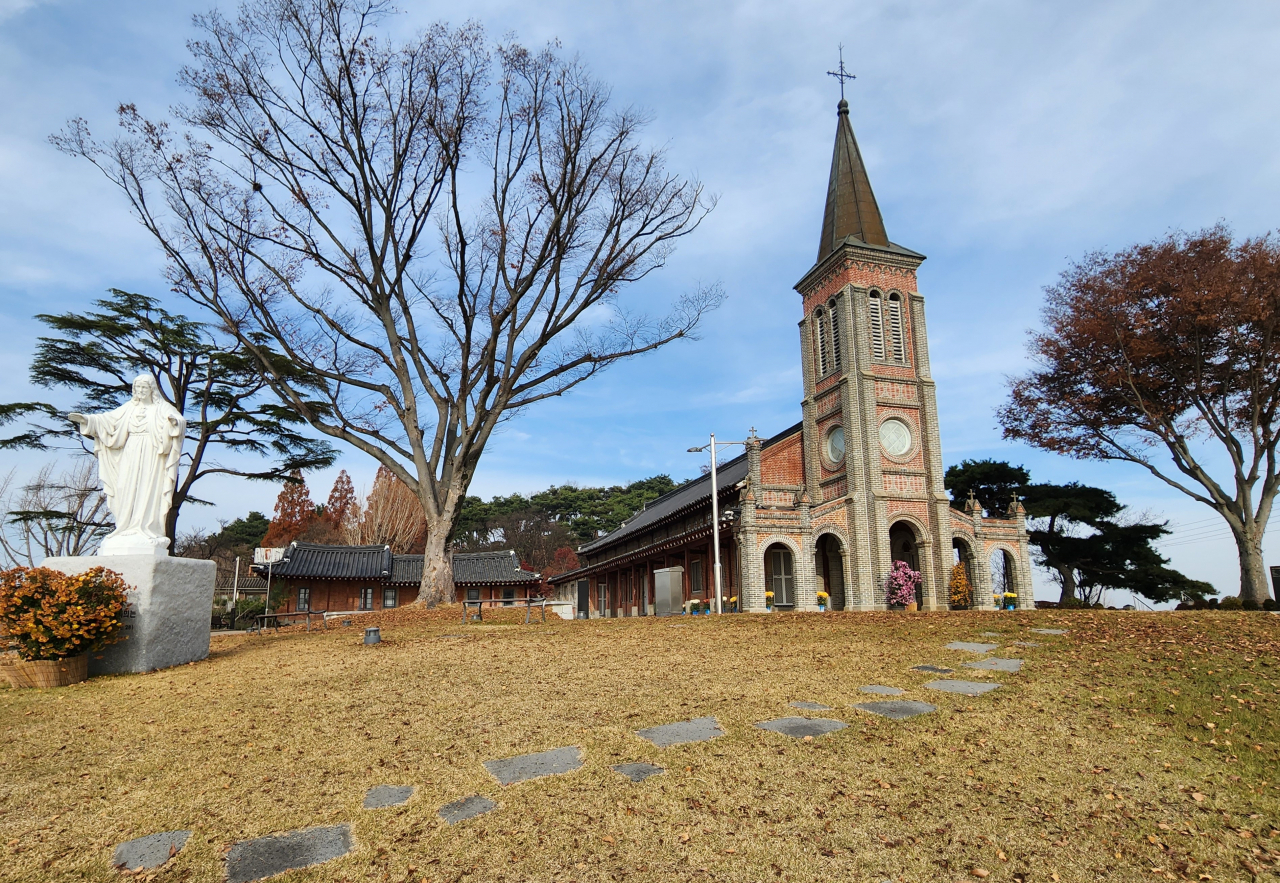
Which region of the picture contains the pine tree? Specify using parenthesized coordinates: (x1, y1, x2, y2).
(262, 471, 315, 547)
(949, 563, 973, 609)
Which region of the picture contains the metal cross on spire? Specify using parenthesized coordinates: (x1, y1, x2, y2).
(826, 44, 855, 101)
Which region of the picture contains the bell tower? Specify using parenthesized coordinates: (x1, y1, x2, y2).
(794, 97, 953, 611)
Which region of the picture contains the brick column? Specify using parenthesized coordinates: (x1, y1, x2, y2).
(740, 434, 767, 613)
(795, 491, 818, 611)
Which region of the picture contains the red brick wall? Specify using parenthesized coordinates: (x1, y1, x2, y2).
(761, 432, 805, 484)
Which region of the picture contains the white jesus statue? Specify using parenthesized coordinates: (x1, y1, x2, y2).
(69, 375, 186, 556)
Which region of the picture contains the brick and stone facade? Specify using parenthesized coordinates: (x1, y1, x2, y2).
(550, 99, 1033, 615)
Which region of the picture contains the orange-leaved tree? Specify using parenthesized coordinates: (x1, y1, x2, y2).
(999, 225, 1280, 605)
(262, 470, 315, 548)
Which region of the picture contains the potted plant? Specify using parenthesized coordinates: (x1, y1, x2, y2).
(1002, 591, 1018, 610)
(886, 561, 922, 612)
(765, 591, 774, 611)
(728, 595, 738, 613)
(0, 566, 129, 688)
(816, 591, 829, 611)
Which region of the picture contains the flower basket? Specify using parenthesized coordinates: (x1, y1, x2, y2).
(885, 561, 922, 611)
(1, 653, 88, 688)
(905, 601, 918, 612)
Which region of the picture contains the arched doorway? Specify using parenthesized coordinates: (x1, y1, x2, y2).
(765, 543, 796, 608)
(990, 548, 1016, 609)
(951, 537, 975, 609)
(889, 521, 923, 606)
(814, 534, 846, 610)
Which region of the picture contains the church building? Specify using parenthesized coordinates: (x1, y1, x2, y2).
(549, 98, 1033, 615)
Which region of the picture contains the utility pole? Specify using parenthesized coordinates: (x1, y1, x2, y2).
(688, 433, 748, 614)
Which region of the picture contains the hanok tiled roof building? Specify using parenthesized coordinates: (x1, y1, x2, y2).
(550, 98, 1033, 617)
(256, 543, 542, 614)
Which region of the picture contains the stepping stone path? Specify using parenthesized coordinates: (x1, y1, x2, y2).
(980, 632, 1002, 637)
(1029, 628, 1067, 635)
(225, 825, 352, 883)
(636, 716, 724, 747)
(925, 679, 1001, 696)
(859, 685, 903, 695)
(1013, 641, 1040, 647)
(112, 830, 190, 872)
(363, 785, 415, 809)
(484, 746, 583, 786)
(911, 664, 953, 674)
(439, 795, 497, 825)
(755, 717, 847, 739)
(963, 658, 1023, 673)
(613, 762, 665, 782)
(854, 700, 936, 720)
(945, 641, 999, 654)
(790, 700, 832, 711)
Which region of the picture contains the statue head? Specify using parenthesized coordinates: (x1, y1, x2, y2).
(131, 375, 158, 403)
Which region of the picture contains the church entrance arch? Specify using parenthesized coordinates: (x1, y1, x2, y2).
(951, 537, 976, 609)
(889, 520, 923, 606)
(990, 548, 1017, 609)
(814, 533, 847, 610)
(765, 543, 796, 609)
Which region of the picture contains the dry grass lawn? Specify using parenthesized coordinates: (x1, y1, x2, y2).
(2, 608, 1278, 883)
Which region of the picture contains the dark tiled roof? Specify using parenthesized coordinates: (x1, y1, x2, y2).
(574, 421, 803, 557)
(389, 550, 541, 586)
(256, 542, 392, 580)
(215, 576, 268, 590)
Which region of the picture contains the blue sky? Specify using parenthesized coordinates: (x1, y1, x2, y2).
(2, 0, 1279, 602)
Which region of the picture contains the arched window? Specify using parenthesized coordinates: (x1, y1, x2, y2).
(814, 308, 830, 375)
(887, 293, 906, 363)
(766, 544, 795, 607)
(868, 292, 885, 360)
(827, 299, 842, 370)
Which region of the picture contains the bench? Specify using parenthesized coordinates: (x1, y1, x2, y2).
(254, 610, 328, 633)
(461, 596, 555, 624)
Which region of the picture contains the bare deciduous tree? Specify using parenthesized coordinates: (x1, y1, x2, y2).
(54, 0, 719, 603)
(0, 461, 113, 567)
(347, 466, 425, 552)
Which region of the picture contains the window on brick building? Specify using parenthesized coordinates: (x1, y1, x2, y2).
(690, 558, 704, 596)
(382, 587, 398, 609)
(888, 293, 906, 363)
(868, 292, 885, 360)
(814, 307, 830, 375)
(359, 586, 374, 610)
(828, 299, 842, 370)
(297, 586, 310, 611)
(766, 545, 795, 607)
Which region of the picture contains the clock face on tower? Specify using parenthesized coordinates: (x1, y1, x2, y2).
(878, 418, 912, 458)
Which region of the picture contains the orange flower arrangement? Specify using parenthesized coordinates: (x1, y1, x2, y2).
(0, 566, 129, 661)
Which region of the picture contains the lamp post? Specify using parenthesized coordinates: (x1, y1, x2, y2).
(688, 432, 748, 615)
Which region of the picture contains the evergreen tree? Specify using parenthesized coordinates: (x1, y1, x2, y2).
(944, 459, 1030, 516)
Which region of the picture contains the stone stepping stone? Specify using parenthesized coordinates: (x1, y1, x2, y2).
(925, 679, 1001, 696)
(112, 830, 191, 872)
(963, 658, 1023, 673)
(790, 700, 832, 711)
(979, 631, 1002, 637)
(613, 762, 665, 782)
(911, 664, 953, 674)
(755, 717, 847, 739)
(1013, 641, 1040, 647)
(635, 716, 724, 747)
(225, 825, 352, 883)
(483, 746, 583, 786)
(945, 641, 998, 654)
(854, 700, 936, 720)
(1030, 628, 1068, 635)
(859, 685, 903, 696)
(363, 785, 415, 809)
(439, 795, 497, 825)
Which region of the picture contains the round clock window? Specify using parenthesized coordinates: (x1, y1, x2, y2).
(825, 425, 845, 463)
(879, 418, 912, 457)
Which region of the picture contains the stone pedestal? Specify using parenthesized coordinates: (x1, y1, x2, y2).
(41, 555, 216, 675)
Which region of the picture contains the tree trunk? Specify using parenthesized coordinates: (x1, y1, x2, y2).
(1055, 563, 1077, 605)
(417, 527, 453, 607)
(1235, 529, 1271, 604)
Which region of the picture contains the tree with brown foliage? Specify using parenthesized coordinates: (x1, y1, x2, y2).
(262, 471, 315, 547)
(351, 466, 425, 553)
(54, 0, 719, 604)
(1000, 225, 1280, 605)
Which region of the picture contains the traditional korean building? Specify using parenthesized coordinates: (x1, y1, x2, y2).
(549, 98, 1033, 617)
(257, 543, 543, 614)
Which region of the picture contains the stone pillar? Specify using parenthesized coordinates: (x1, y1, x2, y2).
(739, 433, 767, 613)
(794, 490, 818, 611)
(970, 504, 996, 611)
(1008, 498, 1036, 611)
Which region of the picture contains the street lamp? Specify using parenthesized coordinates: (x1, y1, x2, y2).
(688, 431, 750, 614)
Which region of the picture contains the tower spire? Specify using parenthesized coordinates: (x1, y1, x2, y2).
(817, 58, 889, 261)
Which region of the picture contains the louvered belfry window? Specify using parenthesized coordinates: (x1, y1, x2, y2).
(828, 299, 842, 371)
(888, 293, 905, 363)
(815, 308, 830, 375)
(868, 292, 885, 360)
